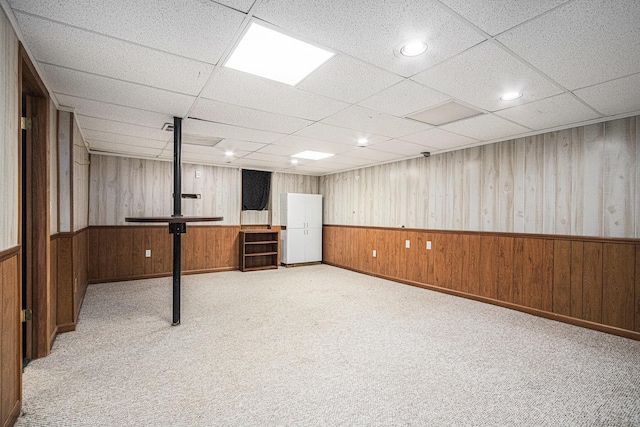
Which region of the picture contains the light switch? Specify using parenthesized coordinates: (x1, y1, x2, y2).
(145, 249, 151, 258)
(426, 241, 431, 250)
(195, 171, 201, 179)
(373, 250, 377, 258)
(405, 240, 410, 248)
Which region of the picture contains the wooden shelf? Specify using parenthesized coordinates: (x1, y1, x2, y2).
(239, 230, 279, 272)
(243, 265, 278, 272)
(245, 251, 278, 257)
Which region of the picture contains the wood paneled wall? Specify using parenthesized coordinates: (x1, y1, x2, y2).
(240, 171, 319, 225)
(320, 116, 639, 239)
(51, 229, 89, 332)
(0, 248, 21, 427)
(323, 225, 640, 339)
(57, 110, 72, 233)
(90, 155, 241, 226)
(49, 100, 58, 234)
(240, 210, 269, 226)
(90, 156, 319, 228)
(73, 118, 89, 231)
(270, 172, 319, 225)
(88, 225, 241, 283)
(0, 9, 19, 250)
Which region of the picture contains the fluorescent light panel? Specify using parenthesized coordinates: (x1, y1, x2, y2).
(292, 150, 334, 160)
(225, 22, 335, 86)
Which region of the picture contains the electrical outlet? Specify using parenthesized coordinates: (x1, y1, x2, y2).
(405, 240, 410, 248)
(373, 250, 377, 258)
(426, 241, 432, 250)
(145, 249, 151, 258)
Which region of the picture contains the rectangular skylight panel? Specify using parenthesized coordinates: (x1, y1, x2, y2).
(225, 22, 335, 86)
(292, 150, 334, 160)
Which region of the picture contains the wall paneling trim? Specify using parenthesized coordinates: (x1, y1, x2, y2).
(320, 116, 639, 239)
(0, 247, 21, 427)
(323, 225, 640, 340)
(88, 225, 241, 283)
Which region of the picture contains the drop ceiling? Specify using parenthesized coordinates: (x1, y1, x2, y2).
(3, 0, 640, 175)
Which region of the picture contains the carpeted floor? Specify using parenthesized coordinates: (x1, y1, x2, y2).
(17, 265, 640, 426)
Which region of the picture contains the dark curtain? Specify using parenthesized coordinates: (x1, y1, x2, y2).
(242, 169, 271, 210)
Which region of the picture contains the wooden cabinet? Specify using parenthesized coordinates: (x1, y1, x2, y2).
(239, 230, 279, 272)
(280, 193, 323, 265)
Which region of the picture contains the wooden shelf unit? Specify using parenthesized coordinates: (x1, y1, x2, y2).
(239, 230, 279, 272)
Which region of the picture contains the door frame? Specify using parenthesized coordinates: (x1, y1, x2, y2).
(19, 43, 51, 360)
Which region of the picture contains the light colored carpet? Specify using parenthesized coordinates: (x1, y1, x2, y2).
(17, 264, 640, 426)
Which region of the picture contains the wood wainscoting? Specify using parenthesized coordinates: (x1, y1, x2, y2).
(51, 228, 89, 335)
(88, 225, 242, 283)
(323, 225, 640, 340)
(0, 246, 21, 427)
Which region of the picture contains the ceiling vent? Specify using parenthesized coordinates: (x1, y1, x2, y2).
(162, 123, 174, 132)
(182, 134, 223, 147)
(406, 100, 483, 126)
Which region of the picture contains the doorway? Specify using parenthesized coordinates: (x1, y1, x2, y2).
(19, 44, 51, 360)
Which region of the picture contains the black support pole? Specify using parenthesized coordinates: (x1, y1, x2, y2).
(172, 116, 183, 326)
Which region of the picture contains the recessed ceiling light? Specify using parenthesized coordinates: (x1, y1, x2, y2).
(292, 150, 334, 160)
(224, 150, 234, 156)
(400, 40, 428, 57)
(291, 159, 299, 165)
(357, 138, 368, 147)
(500, 91, 523, 101)
(225, 22, 335, 86)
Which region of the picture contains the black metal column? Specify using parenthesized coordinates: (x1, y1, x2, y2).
(171, 116, 183, 326)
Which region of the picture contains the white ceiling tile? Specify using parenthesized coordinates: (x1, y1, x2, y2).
(321, 105, 432, 138)
(358, 80, 451, 117)
(10, 0, 245, 63)
(83, 130, 168, 149)
(402, 128, 478, 150)
(189, 98, 312, 134)
(496, 93, 601, 130)
(297, 55, 403, 103)
(287, 164, 336, 174)
(412, 42, 562, 112)
(43, 64, 195, 117)
(256, 144, 301, 156)
(77, 115, 171, 141)
(406, 100, 483, 126)
(368, 139, 433, 156)
(213, 139, 267, 153)
(201, 68, 348, 121)
(212, 0, 255, 13)
(181, 152, 235, 165)
(156, 151, 174, 161)
(230, 158, 283, 171)
(270, 135, 357, 155)
(340, 148, 405, 163)
(254, 1, 485, 77)
(88, 140, 162, 157)
(55, 94, 172, 129)
(574, 73, 640, 117)
(439, 114, 531, 141)
(16, 12, 213, 96)
(439, 0, 570, 36)
(294, 123, 390, 146)
(310, 161, 355, 171)
(243, 152, 295, 166)
(497, 0, 640, 90)
(323, 155, 375, 167)
(181, 143, 252, 159)
(182, 118, 285, 144)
